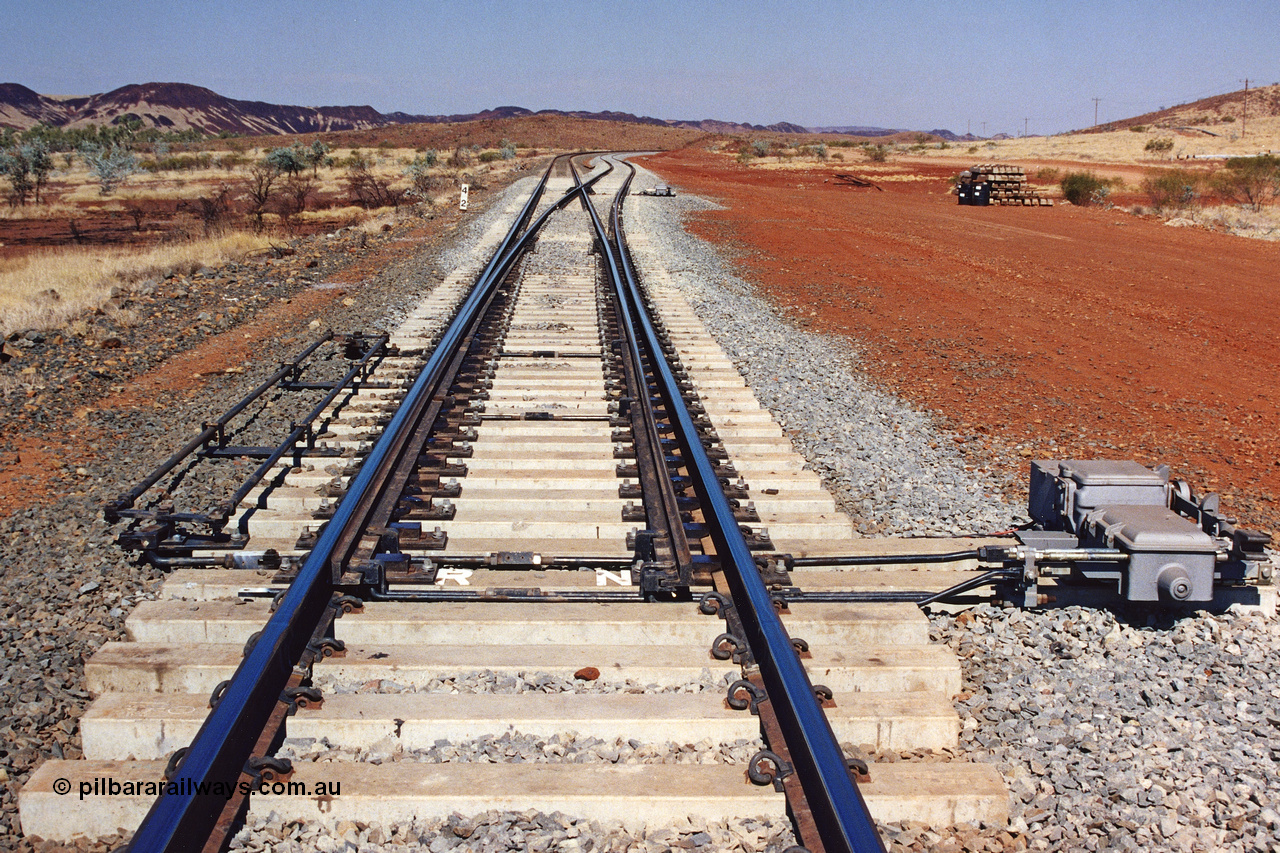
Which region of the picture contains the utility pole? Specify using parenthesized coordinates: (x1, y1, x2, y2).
(1240, 78, 1249, 137)
(981, 121, 987, 137)
(1092, 97, 1102, 126)
(1024, 117, 1029, 137)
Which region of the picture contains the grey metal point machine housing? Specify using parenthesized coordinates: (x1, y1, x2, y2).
(990, 460, 1271, 606)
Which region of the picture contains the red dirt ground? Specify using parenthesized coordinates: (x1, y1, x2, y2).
(641, 149, 1280, 536)
(0, 212, 464, 517)
(0, 195, 355, 260)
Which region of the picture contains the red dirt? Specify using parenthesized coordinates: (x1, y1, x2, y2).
(641, 149, 1280, 535)
(0, 213, 456, 517)
(0, 192, 361, 260)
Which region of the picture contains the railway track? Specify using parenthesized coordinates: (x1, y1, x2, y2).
(22, 155, 1014, 851)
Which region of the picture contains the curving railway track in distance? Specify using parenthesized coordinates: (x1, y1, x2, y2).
(31, 151, 1257, 852)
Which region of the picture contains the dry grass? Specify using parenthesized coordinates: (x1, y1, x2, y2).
(935, 118, 1280, 165)
(0, 230, 273, 336)
(0, 201, 86, 220)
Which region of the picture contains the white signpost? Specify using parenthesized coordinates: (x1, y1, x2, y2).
(459, 184, 469, 211)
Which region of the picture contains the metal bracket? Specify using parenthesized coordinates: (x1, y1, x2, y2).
(332, 594, 364, 615)
(163, 747, 189, 782)
(698, 591, 732, 616)
(710, 631, 745, 661)
(306, 637, 346, 659)
(748, 749, 794, 792)
(246, 755, 293, 784)
(208, 680, 231, 709)
(283, 686, 324, 712)
(726, 678, 767, 713)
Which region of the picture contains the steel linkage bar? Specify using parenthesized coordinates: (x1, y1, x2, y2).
(104, 333, 336, 523)
(605, 158, 886, 853)
(218, 333, 390, 521)
(122, 155, 594, 852)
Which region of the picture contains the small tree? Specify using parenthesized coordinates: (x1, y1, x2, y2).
(0, 147, 33, 206)
(276, 173, 316, 228)
(80, 143, 138, 194)
(24, 141, 52, 204)
(346, 160, 405, 209)
(1212, 155, 1280, 211)
(305, 140, 330, 176)
(195, 184, 233, 235)
(751, 139, 769, 158)
(499, 138, 517, 160)
(264, 145, 307, 176)
(242, 162, 278, 231)
(0, 141, 54, 206)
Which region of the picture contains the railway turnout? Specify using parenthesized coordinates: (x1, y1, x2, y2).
(20, 153, 1269, 852)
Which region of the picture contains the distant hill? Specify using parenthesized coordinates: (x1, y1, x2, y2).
(0, 81, 821, 137)
(807, 125, 965, 140)
(0, 82, 393, 135)
(810, 125, 903, 136)
(0, 81, 955, 140)
(1091, 83, 1280, 133)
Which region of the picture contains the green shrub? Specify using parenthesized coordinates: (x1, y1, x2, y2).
(1144, 138, 1174, 155)
(1141, 168, 1203, 208)
(265, 145, 307, 175)
(751, 139, 770, 157)
(1129, 125, 1147, 133)
(864, 144, 889, 163)
(478, 150, 500, 163)
(1060, 171, 1108, 206)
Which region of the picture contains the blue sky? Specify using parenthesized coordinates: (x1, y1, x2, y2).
(4, 0, 1277, 136)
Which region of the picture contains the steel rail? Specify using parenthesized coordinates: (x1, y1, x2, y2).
(123, 155, 603, 852)
(568, 159, 693, 590)
(602, 157, 887, 853)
